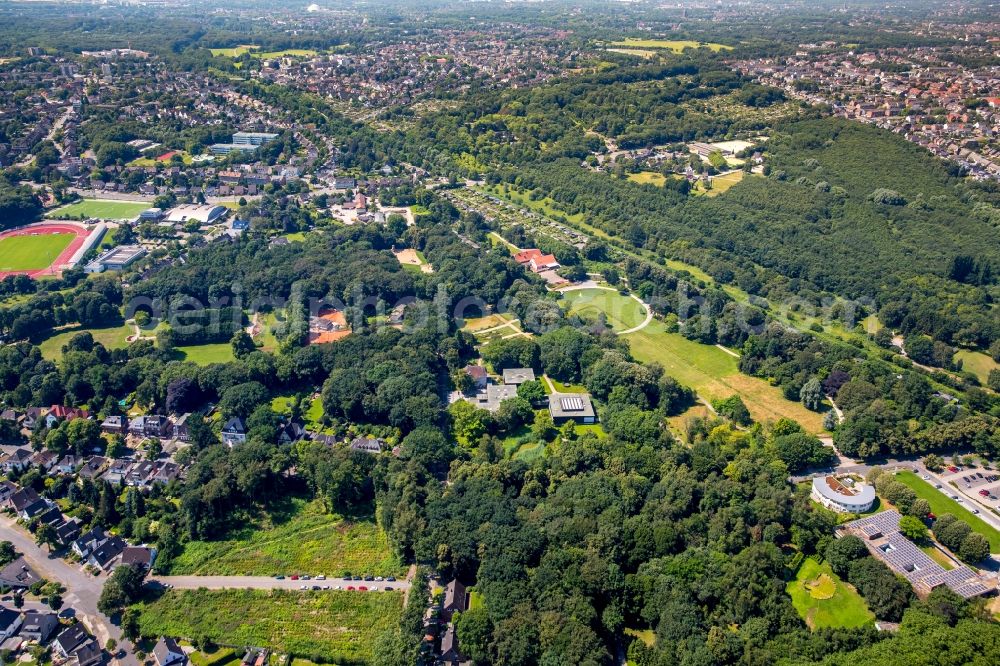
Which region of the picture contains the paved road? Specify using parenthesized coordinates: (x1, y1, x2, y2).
(152, 575, 410, 592)
(0, 514, 116, 649)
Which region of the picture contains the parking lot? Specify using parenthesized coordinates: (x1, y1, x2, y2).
(931, 465, 1000, 515)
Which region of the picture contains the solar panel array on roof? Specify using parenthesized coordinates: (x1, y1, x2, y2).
(842, 509, 994, 599)
(560, 397, 584, 412)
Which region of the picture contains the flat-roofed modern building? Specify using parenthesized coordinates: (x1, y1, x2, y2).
(210, 143, 260, 156)
(85, 245, 147, 273)
(232, 131, 279, 146)
(548, 392, 596, 424)
(811, 475, 876, 513)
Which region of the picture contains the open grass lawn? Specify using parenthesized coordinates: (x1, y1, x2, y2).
(209, 45, 257, 57)
(183, 644, 238, 666)
(624, 322, 827, 433)
(0, 233, 74, 271)
(609, 39, 733, 53)
(51, 199, 149, 220)
(955, 349, 999, 385)
(253, 49, 319, 59)
(561, 288, 648, 332)
(167, 497, 403, 577)
(786, 558, 873, 629)
(627, 171, 667, 187)
(136, 589, 402, 664)
(892, 471, 1000, 552)
(39, 323, 133, 360)
(693, 170, 745, 197)
(174, 343, 235, 365)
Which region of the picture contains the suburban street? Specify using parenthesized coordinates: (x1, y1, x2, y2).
(151, 575, 410, 592)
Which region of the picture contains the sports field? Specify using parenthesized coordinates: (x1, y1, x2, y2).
(892, 471, 1000, 552)
(609, 39, 733, 53)
(624, 322, 827, 433)
(51, 199, 149, 220)
(0, 233, 74, 271)
(786, 558, 873, 629)
(561, 288, 649, 332)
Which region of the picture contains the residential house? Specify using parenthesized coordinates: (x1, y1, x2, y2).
(171, 414, 191, 442)
(53, 624, 101, 666)
(150, 462, 181, 486)
(463, 365, 488, 391)
(153, 637, 186, 666)
(0, 558, 41, 588)
(0, 607, 22, 642)
(119, 546, 156, 571)
(22, 407, 47, 430)
(53, 519, 82, 547)
(0, 480, 16, 504)
(8, 487, 40, 513)
(1, 449, 33, 473)
(441, 579, 469, 621)
(72, 526, 108, 559)
(221, 417, 247, 447)
(87, 535, 126, 570)
(528, 253, 560, 273)
(100, 416, 125, 435)
(19, 611, 58, 643)
(349, 437, 384, 454)
(277, 422, 306, 444)
(45, 405, 89, 428)
(30, 450, 58, 472)
(78, 456, 107, 480)
(439, 624, 467, 666)
(55, 455, 81, 475)
(101, 459, 133, 485)
(130, 415, 172, 439)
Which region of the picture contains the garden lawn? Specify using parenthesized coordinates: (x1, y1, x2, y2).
(135, 589, 402, 664)
(39, 323, 133, 360)
(0, 233, 74, 271)
(166, 497, 403, 577)
(785, 558, 873, 629)
(627, 171, 667, 187)
(892, 471, 1000, 552)
(954, 349, 999, 384)
(561, 288, 647, 332)
(624, 322, 827, 433)
(50, 199, 149, 220)
(174, 343, 235, 365)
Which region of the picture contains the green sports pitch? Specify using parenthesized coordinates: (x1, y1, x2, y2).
(0, 233, 75, 271)
(51, 199, 150, 220)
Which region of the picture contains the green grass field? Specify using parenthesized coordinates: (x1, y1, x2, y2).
(135, 589, 403, 664)
(39, 323, 133, 360)
(0, 233, 74, 271)
(955, 349, 999, 384)
(51, 199, 149, 220)
(254, 49, 318, 59)
(561, 288, 648, 332)
(167, 497, 403, 577)
(892, 471, 1000, 552)
(786, 558, 873, 629)
(627, 171, 668, 187)
(693, 170, 745, 197)
(624, 322, 827, 433)
(209, 45, 257, 57)
(174, 343, 236, 365)
(609, 39, 733, 53)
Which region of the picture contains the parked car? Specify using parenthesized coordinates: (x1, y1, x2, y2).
(385, 586, 394, 591)
(358, 586, 368, 591)
(275, 575, 285, 580)
(386, 576, 396, 582)
(291, 575, 299, 580)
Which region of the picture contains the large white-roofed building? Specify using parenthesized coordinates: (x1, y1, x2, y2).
(811, 475, 876, 513)
(165, 204, 227, 225)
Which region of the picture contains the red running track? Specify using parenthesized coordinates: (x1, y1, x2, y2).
(0, 222, 90, 279)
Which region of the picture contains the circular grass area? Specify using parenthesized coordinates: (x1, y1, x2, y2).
(560, 288, 648, 333)
(805, 573, 836, 600)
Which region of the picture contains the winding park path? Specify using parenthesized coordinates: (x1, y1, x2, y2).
(558, 282, 653, 335)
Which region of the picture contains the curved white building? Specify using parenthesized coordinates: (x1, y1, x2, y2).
(811, 475, 876, 513)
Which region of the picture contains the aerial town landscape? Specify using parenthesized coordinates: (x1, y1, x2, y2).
(0, 0, 997, 665)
